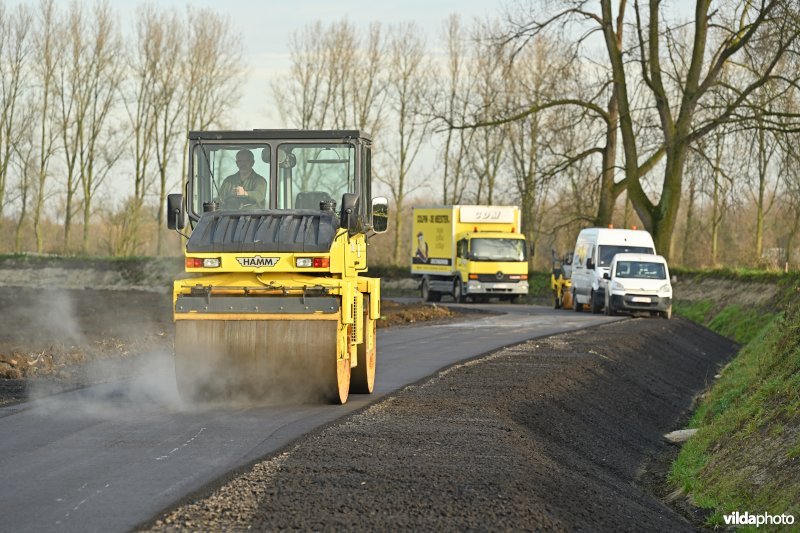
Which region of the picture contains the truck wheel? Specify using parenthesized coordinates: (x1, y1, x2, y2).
(421, 279, 440, 302)
(573, 290, 582, 312)
(509, 295, 521, 304)
(590, 290, 602, 314)
(453, 279, 466, 303)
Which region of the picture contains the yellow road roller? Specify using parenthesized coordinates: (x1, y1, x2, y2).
(166, 130, 388, 404)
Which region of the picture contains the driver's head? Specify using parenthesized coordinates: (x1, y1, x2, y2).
(235, 149, 255, 171)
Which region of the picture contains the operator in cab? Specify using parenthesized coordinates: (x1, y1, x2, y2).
(219, 149, 267, 208)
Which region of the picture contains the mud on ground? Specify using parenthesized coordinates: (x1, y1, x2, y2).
(146, 317, 737, 531)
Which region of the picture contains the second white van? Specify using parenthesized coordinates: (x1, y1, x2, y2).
(570, 228, 656, 313)
(603, 253, 672, 318)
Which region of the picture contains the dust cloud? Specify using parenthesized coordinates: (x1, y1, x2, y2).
(6, 286, 339, 416)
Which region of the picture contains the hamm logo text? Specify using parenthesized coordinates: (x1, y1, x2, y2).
(236, 256, 280, 267)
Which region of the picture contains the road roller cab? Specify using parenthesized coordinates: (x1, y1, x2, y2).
(166, 130, 388, 404)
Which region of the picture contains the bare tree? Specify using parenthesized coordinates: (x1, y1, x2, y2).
(744, 112, 780, 262)
(378, 23, 432, 264)
(600, 0, 800, 258)
(10, 102, 36, 252)
(436, 15, 475, 205)
(53, 1, 86, 252)
(502, 35, 576, 261)
(0, 2, 32, 221)
(467, 28, 507, 205)
(274, 19, 388, 135)
(780, 132, 800, 265)
(150, 10, 186, 256)
(180, 7, 243, 208)
(79, 1, 124, 254)
(31, 0, 60, 253)
(505, 0, 800, 259)
(121, 5, 170, 256)
(53, 0, 122, 253)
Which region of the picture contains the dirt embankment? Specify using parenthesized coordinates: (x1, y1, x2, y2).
(145, 318, 737, 531)
(672, 275, 781, 310)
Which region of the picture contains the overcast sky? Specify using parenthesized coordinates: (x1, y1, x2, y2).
(106, 0, 499, 128)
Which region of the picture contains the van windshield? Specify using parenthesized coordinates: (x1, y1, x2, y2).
(598, 245, 654, 267)
(614, 261, 666, 279)
(470, 238, 526, 262)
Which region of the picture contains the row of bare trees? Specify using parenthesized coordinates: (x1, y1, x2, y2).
(0, 0, 241, 256)
(275, 4, 800, 267)
(2, 0, 799, 268)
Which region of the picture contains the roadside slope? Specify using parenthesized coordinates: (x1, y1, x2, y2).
(670, 287, 800, 528)
(147, 317, 736, 531)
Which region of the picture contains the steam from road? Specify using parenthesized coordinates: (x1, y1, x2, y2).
(10, 287, 331, 417)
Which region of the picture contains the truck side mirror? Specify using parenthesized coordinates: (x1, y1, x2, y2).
(586, 258, 595, 270)
(167, 193, 185, 230)
(371, 196, 388, 233)
(340, 193, 360, 234)
(603, 272, 610, 280)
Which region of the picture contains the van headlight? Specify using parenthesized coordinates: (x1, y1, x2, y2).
(611, 281, 625, 292)
(659, 284, 672, 296)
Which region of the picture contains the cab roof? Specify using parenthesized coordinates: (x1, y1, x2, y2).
(612, 253, 667, 264)
(188, 130, 371, 142)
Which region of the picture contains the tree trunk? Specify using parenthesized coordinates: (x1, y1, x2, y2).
(681, 173, 697, 265)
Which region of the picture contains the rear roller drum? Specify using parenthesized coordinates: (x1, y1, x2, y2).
(350, 295, 376, 394)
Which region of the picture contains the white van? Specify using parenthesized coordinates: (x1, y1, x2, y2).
(603, 253, 672, 318)
(571, 228, 656, 313)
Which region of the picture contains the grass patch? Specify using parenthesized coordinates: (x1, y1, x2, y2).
(707, 305, 779, 345)
(670, 285, 800, 528)
(675, 301, 777, 346)
(674, 300, 714, 324)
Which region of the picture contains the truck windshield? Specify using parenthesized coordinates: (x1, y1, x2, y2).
(191, 143, 270, 213)
(614, 261, 666, 279)
(470, 238, 526, 262)
(277, 143, 355, 209)
(598, 245, 654, 267)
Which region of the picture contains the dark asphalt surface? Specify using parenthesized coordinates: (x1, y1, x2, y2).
(0, 294, 621, 533)
(148, 317, 737, 532)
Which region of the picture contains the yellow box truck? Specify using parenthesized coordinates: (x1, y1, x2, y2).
(411, 205, 529, 303)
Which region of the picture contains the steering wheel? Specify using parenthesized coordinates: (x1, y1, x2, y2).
(220, 195, 259, 210)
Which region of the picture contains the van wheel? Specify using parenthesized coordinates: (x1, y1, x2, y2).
(590, 290, 602, 314)
(573, 290, 582, 312)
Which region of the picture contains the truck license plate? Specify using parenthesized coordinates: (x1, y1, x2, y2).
(631, 296, 651, 303)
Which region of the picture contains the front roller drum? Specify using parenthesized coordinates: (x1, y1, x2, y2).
(174, 319, 350, 404)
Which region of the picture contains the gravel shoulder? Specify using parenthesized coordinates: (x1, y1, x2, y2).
(145, 317, 737, 531)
